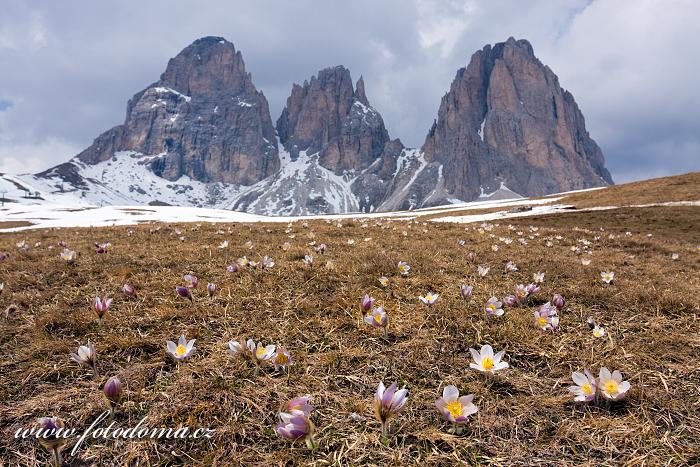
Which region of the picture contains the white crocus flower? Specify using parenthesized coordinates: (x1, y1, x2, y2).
(246, 339, 276, 363)
(568, 370, 597, 402)
(600, 271, 615, 284)
(228, 340, 243, 355)
(592, 325, 605, 338)
(418, 292, 439, 306)
(469, 345, 508, 375)
(166, 335, 196, 362)
(598, 367, 631, 401)
(435, 385, 478, 424)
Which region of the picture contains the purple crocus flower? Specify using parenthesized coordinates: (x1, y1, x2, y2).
(183, 274, 198, 289)
(226, 264, 239, 273)
(514, 284, 528, 303)
(93, 296, 112, 325)
(525, 283, 540, 296)
(176, 286, 192, 302)
(0, 252, 8, 262)
(71, 340, 98, 375)
(207, 283, 216, 297)
(364, 306, 388, 334)
(460, 284, 473, 300)
(374, 381, 409, 437)
(502, 295, 517, 307)
(95, 242, 111, 254)
(284, 395, 313, 415)
(552, 294, 565, 310)
(275, 395, 316, 448)
(361, 294, 376, 312)
(36, 416, 67, 464)
(534, 302, 559, 331)
(103, 376, 123, 410)
(484, 297, 504, 316)
(122, 284, 135, 298)
(272, 347, 293, 372)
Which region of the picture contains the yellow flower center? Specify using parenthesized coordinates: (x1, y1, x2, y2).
(604, 380, 619, 394)
(482, 357, 494, 370)
(175, 344, 187, 356)
(374, 314, 383, 324)
(538, 317, 548, 327)
(593, 328, 604, 337)
(275, 353, 287, 364)
(581, 383, 594, 395)
(256, 347, 267, 359)
(445, 401, 463, 418)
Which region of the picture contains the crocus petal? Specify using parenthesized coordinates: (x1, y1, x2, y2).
(618, 381, 631, 394)
(457, 394, 474, 405)
(495, 361, 509, 370)
(442, 385, 459, 402)
(382, 382, 397, 407)
(469, 348, 481, 363)
(572, 371, 588, 386)
(376, 381, 386, 401)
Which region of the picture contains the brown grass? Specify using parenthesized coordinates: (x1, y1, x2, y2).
(421, 171, 700, 221)
(0, 204, 699, 465)
(557, 172, 700, 209)
(0, 221, 34, 229)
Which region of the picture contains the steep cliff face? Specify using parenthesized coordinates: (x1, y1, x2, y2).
(71, 36, 279, 185)
(276, 66, 394, 174)
(422, 37, 612, 203)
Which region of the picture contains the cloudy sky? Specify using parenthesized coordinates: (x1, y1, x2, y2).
(0, 0, 698, 182)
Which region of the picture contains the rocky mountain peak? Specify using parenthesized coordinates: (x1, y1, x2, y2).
(34, 36, 612, 215)
(355, 76, 369, 106)
(422, 36, 612, 202)
(276, 65, 392, 174)
(159, 36, 255, 97)
(70, 36, 279, 186)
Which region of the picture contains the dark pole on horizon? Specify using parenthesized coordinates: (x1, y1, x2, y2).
(0, 191, 5, 207)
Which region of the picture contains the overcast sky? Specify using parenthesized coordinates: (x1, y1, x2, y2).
(0, 0, 698, 182)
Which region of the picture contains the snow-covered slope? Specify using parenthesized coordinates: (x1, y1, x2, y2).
(12, 142, 521, 214)
(227, 146, 363, 215)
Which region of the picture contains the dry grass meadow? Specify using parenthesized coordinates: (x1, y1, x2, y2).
(1, 178, 699, 466)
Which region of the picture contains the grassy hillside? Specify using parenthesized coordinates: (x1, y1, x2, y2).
(0, 185, 699, 465)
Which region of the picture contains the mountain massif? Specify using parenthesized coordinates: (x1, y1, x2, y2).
(23, 36, 612, 214)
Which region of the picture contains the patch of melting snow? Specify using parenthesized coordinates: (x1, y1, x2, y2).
(236, 97, 254, 108)
(3, 197, 695, 232)
(153, 87, 192, 102)
(478, 118, 486, 142)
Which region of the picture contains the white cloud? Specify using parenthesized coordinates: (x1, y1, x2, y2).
(0, 0, 697, 182)
(416, 0, 477, 58)
(0, 138, 78, 174)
